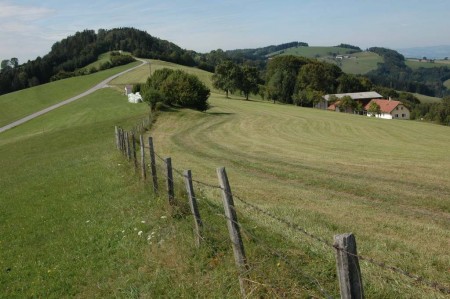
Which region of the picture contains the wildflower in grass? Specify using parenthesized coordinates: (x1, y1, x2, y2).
(138, 231, 143, 236)
(160, 216, 167, 219)
(141, 220, 146, 223)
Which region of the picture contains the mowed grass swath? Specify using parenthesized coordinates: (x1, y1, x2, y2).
(143, 66, 450, 296)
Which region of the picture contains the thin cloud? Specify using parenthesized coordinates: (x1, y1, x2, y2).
(0, 2, 55, 21)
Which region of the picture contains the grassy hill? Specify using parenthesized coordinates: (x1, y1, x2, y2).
(1, 59, 449, 297)
(0, 62, 140, 127)
(406, 58, 450, 70)
(269, 46, 382, 74)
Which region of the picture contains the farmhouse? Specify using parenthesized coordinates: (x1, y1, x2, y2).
(317, 91, 383, 110)
(365, 99, 410, 119)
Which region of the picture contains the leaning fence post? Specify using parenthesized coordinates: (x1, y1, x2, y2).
(164, 157, 175, 205)
(140, 135, 146, 180)
(334, 233, 364, 299)
(148, 137, 158, 194)
(216, 167, 249, 298)
(183, 170, 203, 247)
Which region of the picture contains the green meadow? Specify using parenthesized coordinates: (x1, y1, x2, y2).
(0, 62, 140, 127)
(1, 59, 449, 298)
(406, 59, 450, 70)
(270, 46, 382, 74)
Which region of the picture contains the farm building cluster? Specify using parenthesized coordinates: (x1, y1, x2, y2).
(317, 91, 410, 120)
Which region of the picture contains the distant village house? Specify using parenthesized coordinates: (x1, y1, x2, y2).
(318, 91, 383, 110)
(364, 99, 410, 119)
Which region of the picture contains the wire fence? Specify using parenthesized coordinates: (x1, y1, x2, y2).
(114, 123, 450, 298)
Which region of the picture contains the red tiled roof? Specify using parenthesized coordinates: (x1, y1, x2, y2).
(364, 99, 401, 113)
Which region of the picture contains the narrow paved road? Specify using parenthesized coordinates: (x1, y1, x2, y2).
(0, 59, 147, 134)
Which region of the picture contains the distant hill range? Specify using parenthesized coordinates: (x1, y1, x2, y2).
(396, 45, 450, 59)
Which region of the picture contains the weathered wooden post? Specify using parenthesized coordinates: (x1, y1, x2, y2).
(183, 170, 203, 247)
(148, 137, 158, 193)
(334, 233, 364, 299)
(124, 131, 131, 161)
(140, 135, 146, 180)
(164, 157, 175, 205)
(216, 167, 249, 298)
(115, 126, 120, 150)
(131, 133, 138, 170)
(120, 128, 125, 154)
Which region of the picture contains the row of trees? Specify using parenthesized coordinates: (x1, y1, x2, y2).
(264, 55, 372, 106)
(212, 61, 261, 100)
(367, 47, 450, 97)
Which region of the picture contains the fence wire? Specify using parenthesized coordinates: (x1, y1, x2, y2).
(116, 128, 450, 296)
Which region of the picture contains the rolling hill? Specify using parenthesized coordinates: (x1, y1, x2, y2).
(1, 53, 449, 297)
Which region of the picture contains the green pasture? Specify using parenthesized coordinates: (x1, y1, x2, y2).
(336, 51, 382, 74)
(270, 46, 358, 58)
(406, 59, 450, 70)
(1, 58, 449, 297)
(444, 79, 450, 89)
(109, 59, 214, 90)
(148, 92, 450, 298)
(0, 61, 140, 127)
(412, 92, 443, 104)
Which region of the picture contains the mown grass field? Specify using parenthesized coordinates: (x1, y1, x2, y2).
(1, 59, 449, 298)
(0, 62, 140, 127)
(269, 46, 358, 58)
(270, 46, 382, 75)
(413, 92, 443, 104)
(406, 59, 450, 70)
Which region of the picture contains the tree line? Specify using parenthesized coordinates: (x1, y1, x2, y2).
(367, 47, 450, 97)
(0, 28, 199, 95)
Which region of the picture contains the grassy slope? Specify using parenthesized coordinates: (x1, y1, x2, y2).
(0, 62, 140, 127)
(413, 93, 443, 103)
(0, 88, 155, 297)
(271, 46, 382, 74)
(406, 59, 450, 70)
(110, 59, 214, 90)
(2, 59, 449, 297)
(270, 46, 356, 58)
(148, 92, 450, 298)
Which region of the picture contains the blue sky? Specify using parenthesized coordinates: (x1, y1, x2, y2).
(1, 0, 449, 63)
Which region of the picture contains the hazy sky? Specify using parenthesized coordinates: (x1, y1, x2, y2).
(1, 0, 449, 63)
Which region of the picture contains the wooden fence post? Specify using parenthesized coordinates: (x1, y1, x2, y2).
(131, 133, 138, 170)
(148, 137, 158, 194)
(125, 131, 131, 161)
(164, 157, 175, 205)
(140, 135, 146, 180)
(183, 170, 203, 247)
(115, 126, 120, 150)
(216, 167, 249, 298)
(334, 233, 364, 299)
(120, 128, 125, 154)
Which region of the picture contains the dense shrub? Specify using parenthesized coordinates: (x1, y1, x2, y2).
(142, 68, 210, 111)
